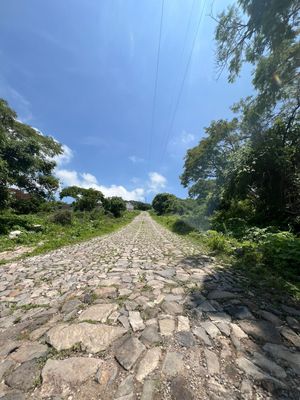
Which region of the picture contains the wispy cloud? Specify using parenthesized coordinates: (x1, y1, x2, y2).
(129, 155, 144, 163)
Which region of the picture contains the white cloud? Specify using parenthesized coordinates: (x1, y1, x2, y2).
(147, 172, 167, 193)
(180, 131, 195, 144)
(56, 169, 145, 201)
(129, 155, 144, 163)
(54, 144, 74, 167)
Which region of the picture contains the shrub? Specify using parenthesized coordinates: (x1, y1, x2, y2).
(104, 197, 126, 217)
(259, 232, 300, 280)
(172, 219, 195, 235)
(0, 214, 32, 234)
(204, 230, 235, 254)
(51, 210, 73, 225)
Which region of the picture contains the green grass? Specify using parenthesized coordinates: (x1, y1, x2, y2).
(152, 212, 300, 302)
(0, 210, 139, 262)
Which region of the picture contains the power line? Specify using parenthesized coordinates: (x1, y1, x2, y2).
(147, 0, 164, 171)
(160, 0, 206, 163)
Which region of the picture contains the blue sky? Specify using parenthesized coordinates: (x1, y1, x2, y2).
(0, 0, 253, 202)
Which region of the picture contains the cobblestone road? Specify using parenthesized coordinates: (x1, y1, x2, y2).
(0, 212, 299, 399)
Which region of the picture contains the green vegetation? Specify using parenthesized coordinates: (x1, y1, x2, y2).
(152, 1, 300, 301)
(0, 209, 139, 259)
(0, 100, 139, 261)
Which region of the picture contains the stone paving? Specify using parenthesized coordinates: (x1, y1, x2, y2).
(0, 212, 299, 400)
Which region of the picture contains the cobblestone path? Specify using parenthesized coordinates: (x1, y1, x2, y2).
(0, 212, 299, 400)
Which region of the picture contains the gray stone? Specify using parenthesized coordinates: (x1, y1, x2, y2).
(0, 359, 16, 381)
(46, 322, 127, 353)
(0, 392, 25, 400)
(280, 326, 300, 347)
(78, 303, 118, 322)
(207, 312, 231, 323)
(161, 301, 183, 315)
(200, 321, 220, 339)
(252, 352, 286, 379)
(159, 318, 175, 336)
(170, 376, 194, 400)
(162, 352, 184, 377)
(281, 305, 300, 316)
(136, 348, 161, 382)
(207, 290, 237, 300)
(128, 311, 145, 332)
(177, 316, 190, 331)
(9, 342, 48, 363)
(61, 299, 82, 314)
(5, 360, 41, 392)
(263, 343, 300, 374)
(259, 310, 283, 326)
(204, 349, 220, 374)
(42, 357, 101, 394)
(225, 305, 254, 320)
(140, 325, 161, 345)
(115, 337, 145, 370)
(192, 326, 212, 346)
(236, 357, 285, 390)
(141, 380, 156, 400)
(175, 331, 196, 347)
(115, 375, 134, 398)
(96, 360, 118, 387)
(196, 300, 216, 312)
(239, 320, 281, 343)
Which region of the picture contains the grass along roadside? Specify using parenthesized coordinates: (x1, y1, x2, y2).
(151, 212, 300, 303)
(0, 210, 140, 263)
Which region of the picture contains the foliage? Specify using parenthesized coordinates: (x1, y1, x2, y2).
(215, 0, 300, 117)
(104, 196, 126, 217)
(0, 99, 62, 208)
(152, 193, 182, 215)
(129, 201, 152, 211)
(51, 210, 73, 226)
(60, 186, 104, 211)
(0, 210, 139, 258)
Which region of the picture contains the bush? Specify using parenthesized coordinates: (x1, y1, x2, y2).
(204, 230, 236, 254)
(51, 210, 73, 225)
(172, 219, 195, 235)
(0, 214, 33, 234)
(104, 197, 126, 217)
(259, 232, 300, 279)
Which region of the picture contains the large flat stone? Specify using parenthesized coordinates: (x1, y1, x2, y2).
(5, 360, 41, 392)
(207, 290, 237, 300)
(42, 357, 101, 391)
(9, 342, 48, 363)
(115, 336, 145, 370)
(239, 320, 281, 344)
(128, 311, 145, 332)
(46, 322, 126, 353)
(263, 343, 300, 375)
(78, 303, 118, 322)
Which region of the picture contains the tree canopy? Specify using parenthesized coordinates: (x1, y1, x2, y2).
(0, 99, 62, 208)
(182, 0, 300, 231)
(60, 186, 104, 211)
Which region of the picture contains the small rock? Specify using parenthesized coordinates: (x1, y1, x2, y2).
(259, 310, 283, 326)
(78, 303, 118, 323)
(159, 318, 175, 336)
(115, 375, 134, 399)
(96, 360, 118, 387)
(9, 231, 22, 240)
(280, 326, 300, 348)
(175, 331, 195, 348)
(140, 325, 161, 345)
(177, 316, 190, 331)
(192, 326, 212, 346)
(162, 352, 184, 377)
(94, 286, 117, 298)
(161, 301, 183, 315)
(115, 336, 145, 370)
(128, 311, 145, 332)
(141, 380, 157, 400)
(136, 348, 161, 382)
(170, 376, 194, 400)
(225, 305, 254, 320)
(200, 321, 220, 339)
(204, 349, 220, 374)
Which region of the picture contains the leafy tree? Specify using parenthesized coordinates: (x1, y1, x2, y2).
(215, 0, 300, 117)
(104, 196, 126, 217)
(130, 201, 152, 211)
(60, 186, 104, 211)
(152, 193, 181, 215)
(0, 99, 62, 208)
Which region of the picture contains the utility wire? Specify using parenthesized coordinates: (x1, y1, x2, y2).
(147, 0, 164, 171)
(160, 0, 206, 163)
